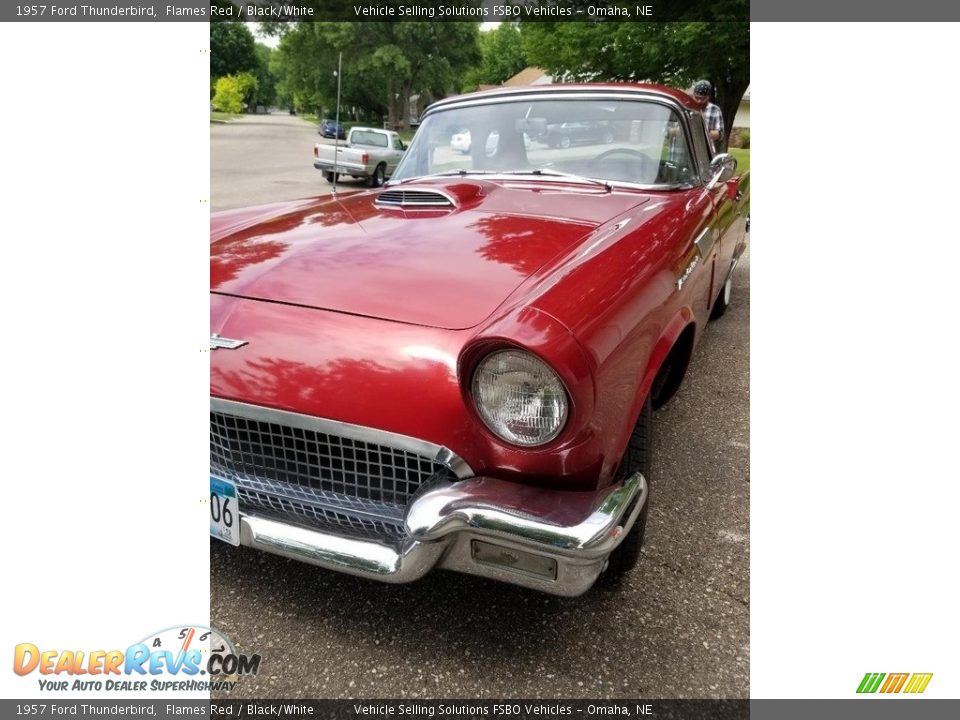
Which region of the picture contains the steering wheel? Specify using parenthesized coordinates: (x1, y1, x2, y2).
(586, 148, 654, 182)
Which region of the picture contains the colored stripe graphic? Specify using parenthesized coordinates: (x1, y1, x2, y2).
(904, 673, 933, 694)
(857, 673, 885, 693)
(880, 673, 909, 693)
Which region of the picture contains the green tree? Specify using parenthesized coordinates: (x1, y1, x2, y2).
(211, 75, 244, 113)
(521, 17, 749, 150)
(271, 22, 481, 128)
(462, 23, 529, 91)
(251, 43, 277, 108)
(210, 22, 259, 80)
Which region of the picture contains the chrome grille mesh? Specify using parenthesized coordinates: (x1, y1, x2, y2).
(375, 189, 454, 208)
(210, 409, 448, 541)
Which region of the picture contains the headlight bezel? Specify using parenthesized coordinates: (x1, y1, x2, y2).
(469, 347, 571, 448)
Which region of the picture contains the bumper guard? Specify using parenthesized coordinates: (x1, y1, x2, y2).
(237, 472, 648, 597)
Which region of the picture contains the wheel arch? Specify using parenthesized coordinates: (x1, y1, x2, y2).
(645, 318, 697, 410)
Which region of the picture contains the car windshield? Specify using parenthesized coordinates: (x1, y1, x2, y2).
(392, 96, 697, 187)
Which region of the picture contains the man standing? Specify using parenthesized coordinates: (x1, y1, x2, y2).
(691, 80, 724, 153)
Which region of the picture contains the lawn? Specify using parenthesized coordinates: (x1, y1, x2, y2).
(728, 147, 750, 174)
(210, 112, 240, 123)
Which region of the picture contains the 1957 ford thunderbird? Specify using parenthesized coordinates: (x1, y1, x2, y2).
(210, 83, 750, 596)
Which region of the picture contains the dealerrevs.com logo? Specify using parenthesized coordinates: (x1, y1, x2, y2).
(13, 625, 260, 692)
(857, 672, 933, 694)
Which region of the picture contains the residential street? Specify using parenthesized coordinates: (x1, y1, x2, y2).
(212, 112, 365, 211)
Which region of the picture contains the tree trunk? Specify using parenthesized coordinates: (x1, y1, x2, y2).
(386, 79, 397, 129)
(716, 79, 749, 154)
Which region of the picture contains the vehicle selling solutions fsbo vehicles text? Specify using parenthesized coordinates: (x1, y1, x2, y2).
(351, 5, 654, 18)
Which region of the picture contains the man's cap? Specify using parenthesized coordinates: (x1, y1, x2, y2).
(693, 80, 712, 97)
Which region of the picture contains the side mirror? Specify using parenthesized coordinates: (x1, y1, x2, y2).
(705, 153, 737, 190)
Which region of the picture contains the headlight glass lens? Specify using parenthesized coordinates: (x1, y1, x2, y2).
(472, 349, 569, 446)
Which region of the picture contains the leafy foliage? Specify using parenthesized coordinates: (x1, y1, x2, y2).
(271, 22, 481, 127)
(251, 44, 277, 108)
(212, 75, 245, 114)
(211, 72, 259, 114)
(521, 18, 749, 150)
(210, 22, 259, 80)
(462, 23, 528, 91)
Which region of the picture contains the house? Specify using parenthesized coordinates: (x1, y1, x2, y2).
(734, 86, 750, 129)
(502, 67, 553, 87)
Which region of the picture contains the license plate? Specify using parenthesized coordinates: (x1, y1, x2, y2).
(210, 476, 240, 546)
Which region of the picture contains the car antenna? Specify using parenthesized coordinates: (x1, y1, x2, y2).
(332, 52, 342, 196)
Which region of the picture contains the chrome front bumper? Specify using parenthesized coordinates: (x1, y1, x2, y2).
(237, 472, 648, 597)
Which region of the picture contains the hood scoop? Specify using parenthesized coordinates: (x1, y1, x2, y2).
(376, 188, 455, 209)
(375, 182, 486, 211)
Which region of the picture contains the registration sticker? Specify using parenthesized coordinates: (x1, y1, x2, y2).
(210, 476, 240, 546)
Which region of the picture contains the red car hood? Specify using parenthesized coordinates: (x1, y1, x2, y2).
(211, 180, 650, 330)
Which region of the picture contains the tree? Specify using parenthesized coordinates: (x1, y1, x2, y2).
(271, 22, 481, 128)
(251, 43, 277, 108)
(211, 75, 245, 114)
(521, 17, 749, 151)
(210, 22, 259, 80)
(462, 23, 529, 91)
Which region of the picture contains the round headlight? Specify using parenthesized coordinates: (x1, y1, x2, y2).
(471, 349, 569, 447)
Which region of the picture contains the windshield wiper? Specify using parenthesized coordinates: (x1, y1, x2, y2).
(505, 169, 612, 192)
(395, 169, 498, 184)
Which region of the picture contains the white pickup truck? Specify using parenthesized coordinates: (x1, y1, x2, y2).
(313, 127, 406, 187)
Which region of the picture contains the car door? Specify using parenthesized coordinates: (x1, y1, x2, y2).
(688, 113, 741, 318)
(387, 135, 405, 175)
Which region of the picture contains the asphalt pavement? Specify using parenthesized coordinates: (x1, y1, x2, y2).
(210, 113, 750, 699)
(211, 112, 365, 211)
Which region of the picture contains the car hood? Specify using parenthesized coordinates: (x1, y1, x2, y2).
(211, 180, 650, 330)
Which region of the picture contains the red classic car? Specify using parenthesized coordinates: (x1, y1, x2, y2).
(210, 84, 750, 596)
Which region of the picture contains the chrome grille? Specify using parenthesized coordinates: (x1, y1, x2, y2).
(210, 408, 449, 541)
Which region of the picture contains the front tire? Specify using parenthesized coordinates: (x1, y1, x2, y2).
(600, 395, 652, 584)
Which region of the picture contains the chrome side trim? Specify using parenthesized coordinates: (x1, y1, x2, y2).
(694, 226, 716, 259)
(234, 472, 648, 597)
(720, 241, 748, 288)
(210, 398, 474, 479)
(210, 334, 248, 350)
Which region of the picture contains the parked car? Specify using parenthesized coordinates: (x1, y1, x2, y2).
(319, 118, 346, 139)
(450, 128, 471, 154)
(313, 126, 405, 187)
(543, 121, 615, 148)
(211, 84, 750, 596)
(450, 129, 523, 157)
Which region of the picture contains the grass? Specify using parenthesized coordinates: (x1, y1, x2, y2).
(210, 111, 241, 123)
(728, 148, 750, 174)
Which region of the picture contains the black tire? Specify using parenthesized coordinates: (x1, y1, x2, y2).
(599, 395, 652, 584)
(710, 274, 732, 320)
(367, 163, 386, 188)
(323, 171, 336, 183)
